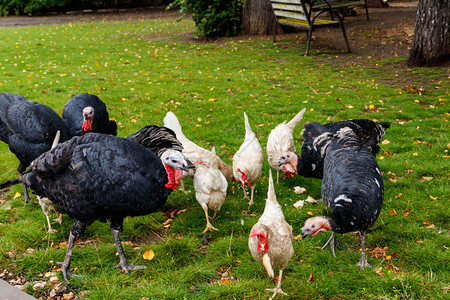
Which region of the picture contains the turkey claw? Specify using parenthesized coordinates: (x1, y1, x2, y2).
(114, 262, 147, 274)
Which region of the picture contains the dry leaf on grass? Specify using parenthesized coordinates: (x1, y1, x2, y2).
(375, 267, 385, 276)
(370, 247, 386, 258)
(293, 186, 306, 194)
(305, 196, 318, 204)
(389, 209, 397, 216)
(403, 209, 411, 217)
(293, 200, 305, 209)
(307, 273, 314, 282)
(143, 249, 155, 261)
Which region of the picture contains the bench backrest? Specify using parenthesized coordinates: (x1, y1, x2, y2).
(270, 0, 311, 24)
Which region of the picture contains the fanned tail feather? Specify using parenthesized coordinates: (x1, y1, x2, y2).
(286, 108, 306, 130)
(163, 111, 185, 139)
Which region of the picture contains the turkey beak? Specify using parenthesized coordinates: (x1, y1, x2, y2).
(186, 159, 196, 169)
(301, 233, 309, 239)
(180, 159, 195, 172)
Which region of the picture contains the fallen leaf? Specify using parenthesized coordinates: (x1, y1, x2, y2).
(13, 192, 21, 199)
(307, 273, 314, 282)
(293, 186, 306, 194)
(292, 200, 305, 209)
(305, 196, 318, 204)
(389, 209, 397, 216)
(370, 247, 386, 258)
(143, 249, 155, 261)
(416, 240, 423, 244)
(403, 209, 411, 217)
(429, 195, 438, 200)
(219, 277, 236, 285)
(33, 282, 46, 291)
(375, 267, 385, 276)
(395, 193, 403, 199)
(422, 176, 433, 181)
(391, 253, 398, 258)
(381, 139, 390, 145)
(383, 255, 392, 261)
(307, 211, 314, 216)
(63, 292, 74, 300)
(49, 276, 59, 284)
(422, 221, 430, 225)
(386, 264, 400, 272)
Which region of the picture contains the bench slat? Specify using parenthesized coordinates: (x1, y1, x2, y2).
(278, 16, 339, 28)
(271, 0, 303, 4)
(274, 10, 308, 21)
(272, 3, 305, 13)
(313, 0, 366, 9)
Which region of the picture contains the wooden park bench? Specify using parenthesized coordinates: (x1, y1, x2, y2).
(270, 0, 351, 55)
(311, 0, 369, 20)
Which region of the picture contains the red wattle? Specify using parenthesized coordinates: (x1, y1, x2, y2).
(82, 118, 93, 132)
(249, 230, 269, 253)
(237, 168, 249, 187)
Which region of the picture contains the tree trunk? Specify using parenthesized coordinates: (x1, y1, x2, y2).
(241, 0, 277, 35)
(366, 0, 385, 8)
(407, 0, 450, 67)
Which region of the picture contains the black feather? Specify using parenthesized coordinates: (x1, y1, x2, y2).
(0, 92, 71, 173)
(127, 125, 183, 157)
(298, 119, 389, 178)
(320, 127, 384, 233)
(21, 133, 172, 222)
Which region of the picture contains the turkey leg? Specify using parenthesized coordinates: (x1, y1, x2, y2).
(110, 218, 147, 273)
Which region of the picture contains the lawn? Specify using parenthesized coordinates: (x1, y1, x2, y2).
(0, 9, 448, 300)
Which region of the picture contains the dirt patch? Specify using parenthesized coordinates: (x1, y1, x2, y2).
(273, 4, 417, 62)
(0, 6, 179, 27)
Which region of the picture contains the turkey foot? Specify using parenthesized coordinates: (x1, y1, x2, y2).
(265, 287, 287, 300)
(114, 262, 148, 274)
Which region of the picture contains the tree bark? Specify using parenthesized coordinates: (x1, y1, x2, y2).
(366, 0, 385, 8)
(408, 0, 450, 67)
(241, 0, 278, 35)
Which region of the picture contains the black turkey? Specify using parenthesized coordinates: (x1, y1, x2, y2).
(300, 123, 384, 268)
(0, 92, 70, 203)
(62, 93, 117, 137)
(0, 129, 192, 283)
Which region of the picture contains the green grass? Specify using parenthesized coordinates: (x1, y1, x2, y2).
(0, 12, 449, 300)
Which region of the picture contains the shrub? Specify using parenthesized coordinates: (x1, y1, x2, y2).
(169, 0, 245, 37)
(0, 0, 65, 16)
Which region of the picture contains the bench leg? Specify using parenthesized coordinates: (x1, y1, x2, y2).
(333, 12, 351, 53)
